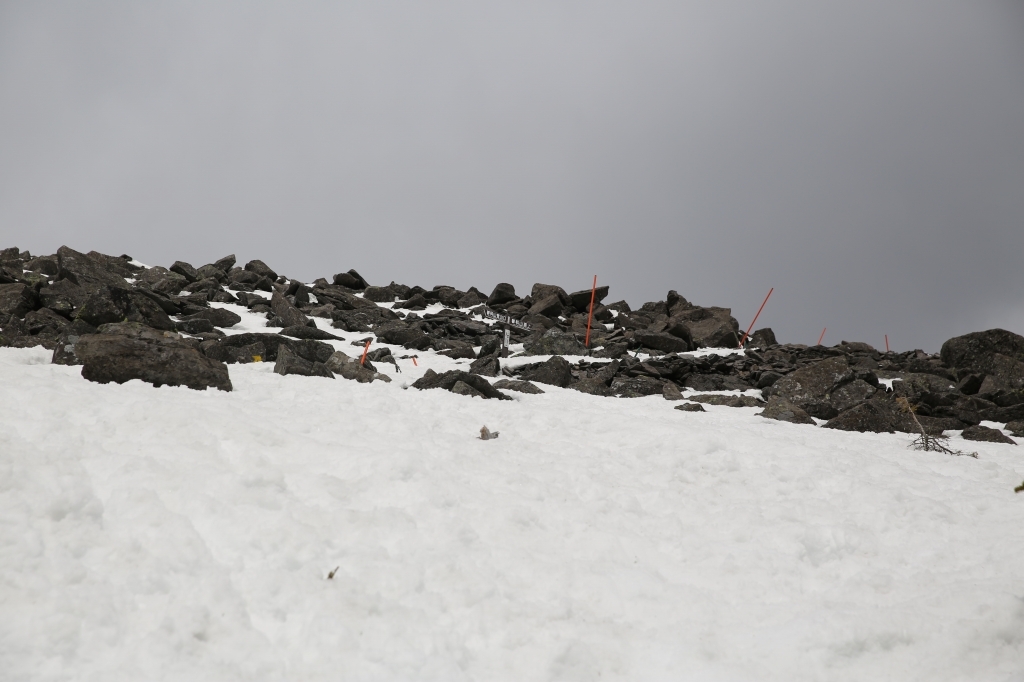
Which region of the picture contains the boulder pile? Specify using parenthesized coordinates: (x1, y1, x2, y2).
(1, 245, 1020, 443)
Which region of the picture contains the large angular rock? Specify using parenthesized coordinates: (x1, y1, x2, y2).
(274, 345, 333, 379)
(376, 323, 430, 349)
(523, 328, 587, 356)
(822, 399, 916, 434)
(278, 325, 341, 341)
(1005, 421, 1024, 437)
(330, 307, 400, 332)
(568, 285, 609, 312)
(529, 294, 564, 319)
(270, 291, 310, 328)
(758, 396, 816, 424)
(486, 283, 517, 306)
(672, 306, 741, 348)
(961, 425, 1016, 445)
(169, 261, 199, 283)
(136, 266, 190, 296)
(633, 330, 690, 354)
(244, 259, 278, 280)
(748, 328, 777, 349)
(768, 356, 853, 420)
(469, 353, 501, 377)
(37, 279, 86, 317)
(180, 307, 242, 329)
(200, 333, 332, 364)
(519, 355, 572, 387)
(688, 394, 766, 408)
(829, 379, 877, 412)
(941, 329, 1024, 392)
(56, 246, 129, 292)
(411, 369, 511, 400)
(493, 379, 545, 394)
(332, 269, 369, 290)
(75, 286, 133, 327)
(0, 283, 38, 317)
(611, 375, 664, 398)
(683, 374, 751, 392)
(212, 254, 236, 272)
(324, 351, 390, 383)
(74, 326, 232, 391)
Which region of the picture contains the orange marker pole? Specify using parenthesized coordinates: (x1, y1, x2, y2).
(584, 275, 597, 348)
(885, 334, 889, 353)
(360, 340, 371, 365)
(738, 287, 773, 348)
(412, 356, 418, 366)
(817, 328, 827, 346)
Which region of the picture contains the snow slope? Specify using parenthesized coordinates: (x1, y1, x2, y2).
(2, 299, 1024, 681)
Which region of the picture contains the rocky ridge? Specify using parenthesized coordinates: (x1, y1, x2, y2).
(1, 245, 1020, 444)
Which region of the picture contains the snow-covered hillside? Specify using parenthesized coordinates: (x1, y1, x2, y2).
(2, 295, 1024, 681)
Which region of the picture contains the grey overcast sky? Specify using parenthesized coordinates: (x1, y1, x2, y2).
(1, 2, 1022, 351)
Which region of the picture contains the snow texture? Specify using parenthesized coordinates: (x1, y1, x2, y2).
(2, 297, 1024, 681)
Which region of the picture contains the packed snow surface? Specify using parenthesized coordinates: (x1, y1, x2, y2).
(2, 300, 1024, 681)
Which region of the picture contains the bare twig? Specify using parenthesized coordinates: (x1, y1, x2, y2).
(897, 397, 978, 458)
(327, 566, 339, 580)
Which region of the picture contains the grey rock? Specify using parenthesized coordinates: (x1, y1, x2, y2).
(470, 353, 501, 377)
(74, 328, 232, 391)
(523, 328, 587, 356)
(451, 380, 485, 398)
(674, 403, 706, 412)
(0, 283, 38, 317)
(181, 307, 242, 329)
(822, 399, 916, 434)
(411, 370, 512, 400)
(611, 375, 664, 398)
(758, 396, 816, 424)
(662, 382, 685, 400)
(633, 330, 690, 354)
(244, 259, 278, 280)
(1004, 420, 1024, 437)
(493, 379, 545, 394)
(270, 291, 310, 328)
(169, 261, 199, 283)
(274, 345, 334, 379)
(520, 355, 572, 387)
(486, 283, 517, 306)
(278, 325, 341, 341)
(768, 356, 852, 419)
(961, 424, 1016, 445)
(689, 393, 766, 408)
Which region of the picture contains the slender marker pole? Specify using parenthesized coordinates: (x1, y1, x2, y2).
(885, 334, 889, 353)
(738, 287, 774, 348)
(360, 339, 371, 365)
(412, 356, 418, 366)
(817, 328, 827, 346)
(584, 275, 598, 348)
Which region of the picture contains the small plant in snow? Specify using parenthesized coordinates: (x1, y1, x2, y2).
(897, 397, 978, 458)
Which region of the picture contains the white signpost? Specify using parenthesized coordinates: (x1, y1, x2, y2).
(483, 308, 529, 358)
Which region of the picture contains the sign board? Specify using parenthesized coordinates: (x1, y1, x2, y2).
(503, 328, 511, 348)
(483, 309, 531, 331)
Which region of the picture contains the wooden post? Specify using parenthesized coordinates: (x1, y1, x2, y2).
(584, 275, 597, 348)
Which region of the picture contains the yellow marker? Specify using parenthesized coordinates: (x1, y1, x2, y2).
(252, 355, 262, 362)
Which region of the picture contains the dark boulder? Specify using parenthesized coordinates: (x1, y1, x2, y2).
(469, 353, 501, 377)
(270, 291, 310, 328)
(486, 283, 517, 306)
(1005, 421, 1024, 437)
(674, 403, 706, 413)
(244, 259, 278, 280)
(493, 379, 545, 394)
(672, 306, 741, 348)
(24, 307, 69, 338)
(37, 279, 86, 317)
(376, 323, 430, 348)
(457, 291, 486, 308)
(748, 328, 777, 349)
(393, 293, 428, 310)
(683, 374, 751, 392)
(175, 318, 215, 335)
(519, 355, 572, 387)
(941, 329, 1024, 392)
(180, 307, 242, 329)
(758, 396, 816, 425)
(169, 261, 199, 283)
(688, 394, 766, 408)
(611, 375, 664, 398)
(212, 254, 236, 272)
(822, 399, 916, 434)
(279, 325, 341, 341)
(74, 326, 232, 391)
(767, 356, 853, 420)
(332, 269, 368, 290)
(961, 425, 1016, 445)
(451, 380, 486, 398)
(196, 265, 227, 282)
(0, 283, 38, 317)
(56, 246, 128, 292)
(529, 294, 564, 319)
(662, 382, 685, 400)
(75, 286, 133, 327)
(24, 256, 59, 277)
(633, 331, 690, 354)
(568, 286, 609, 312)
(200, 333, 331, 364)
(274, 345, 334, 379)
(523, 328, 587, 356)
(330, 307, 400, 332)
(829, 379, 878, 412)
(363, 285, 395, 303)
(136, 267, 190, 296)
(411, 369, 512, 400)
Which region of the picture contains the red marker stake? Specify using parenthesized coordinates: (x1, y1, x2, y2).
(584, 275, 598, 348)
(738, 287, 774, 348)
(817, 328, 827, 346)
(885, 334, 889, 353)
(412, 357, 418, 366)
(360, 340, 371, 365)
